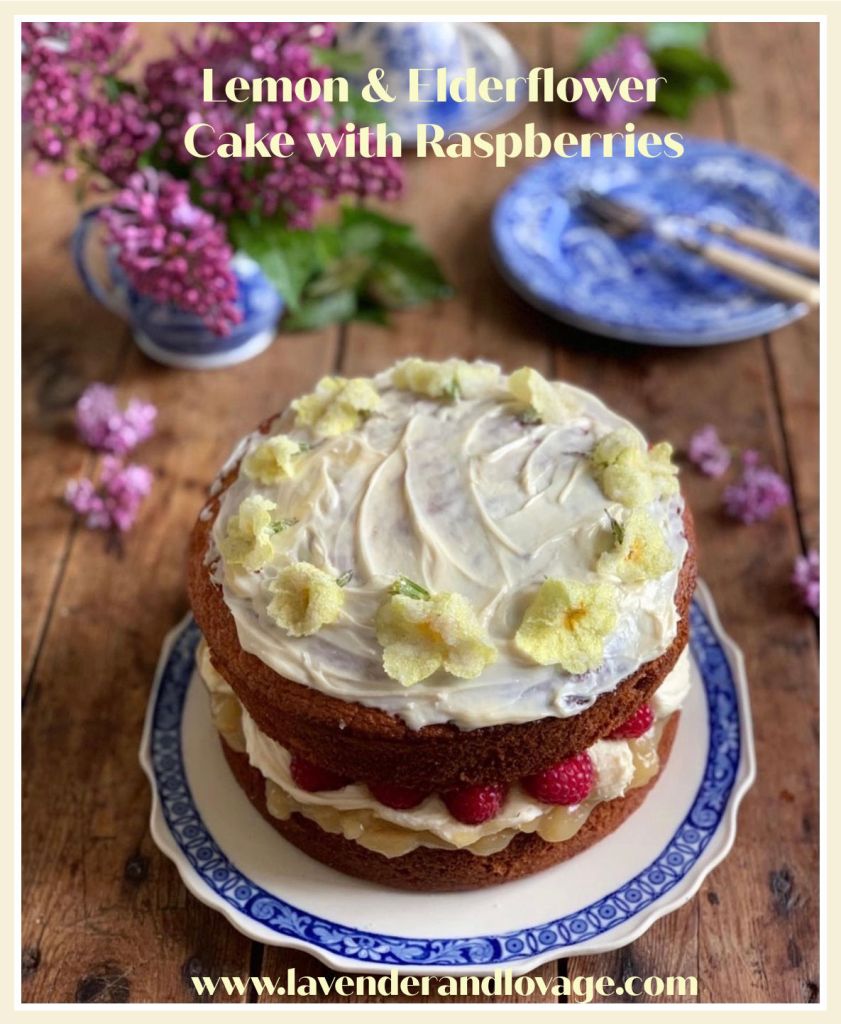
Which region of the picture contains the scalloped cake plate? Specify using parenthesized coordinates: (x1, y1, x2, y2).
(140, 579, 754, 976)
(491, 138, 819, 346)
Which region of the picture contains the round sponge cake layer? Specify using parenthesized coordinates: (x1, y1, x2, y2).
(189, 481, 696, 789)
(220, 712, 680, 892)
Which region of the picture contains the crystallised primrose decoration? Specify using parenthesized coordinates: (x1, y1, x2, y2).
(186, 361, 699, 891)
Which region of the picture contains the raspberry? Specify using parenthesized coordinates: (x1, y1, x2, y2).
(523, 752, 594, 805)
(369, 783, 429, 810)
(290, 755, 349, 792)
(608, 703, 655, 740)
(443, 784, 506, 825)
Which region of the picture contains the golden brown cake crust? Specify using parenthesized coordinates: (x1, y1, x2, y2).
(220, 712, 680, 892)
(188, 415, 697, 789)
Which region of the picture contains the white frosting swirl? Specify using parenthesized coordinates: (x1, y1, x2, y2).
(207, 365, 688, 731)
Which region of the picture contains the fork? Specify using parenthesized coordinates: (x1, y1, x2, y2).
(576, 189, 820, 307)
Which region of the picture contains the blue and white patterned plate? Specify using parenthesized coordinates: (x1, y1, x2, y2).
(140, 580, 754, 976)
(492, 138, 819, 346)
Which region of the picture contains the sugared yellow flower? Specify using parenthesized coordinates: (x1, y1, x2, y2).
(292, 376, 380, 437)
(392, 358, 500, 401)
(508, 367, 577, 424)
(514, 578, 618, 674)
(243, 435, 306, 485)
(597, 510, 675, 583)
(590, 427, 679, 507)
(375, 588, 497, 687)
(267, 562, 345, 637)
(219, 495, 280, 571)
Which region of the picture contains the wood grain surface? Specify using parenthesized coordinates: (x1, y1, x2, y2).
(21, 22, 820, 1005)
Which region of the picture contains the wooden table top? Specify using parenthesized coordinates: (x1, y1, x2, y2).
(22, 22, 819, 1004)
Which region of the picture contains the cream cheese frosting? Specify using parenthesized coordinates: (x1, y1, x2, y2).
(206, 363, 688, 731)
(197, 640, 688, 857)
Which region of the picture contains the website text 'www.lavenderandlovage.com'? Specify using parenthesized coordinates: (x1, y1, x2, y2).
(191, 968, 699, 1002)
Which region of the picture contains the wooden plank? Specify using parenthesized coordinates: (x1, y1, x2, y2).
(22, 19, 342, 1001)
(712, 21, 820, 550)
(256, 23, 563, 1003)
(767, 319, 820, 546)
(556, 21, 819, 1001)
(21, 172, 131, 687)
(712, 22, 820, 182)
(22, 317, 339, 1000)
(567, 904, 699, 1005)
(698, 839, 820, 1003)
(21, 17, 179, 692)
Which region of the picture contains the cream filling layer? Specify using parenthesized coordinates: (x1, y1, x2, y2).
(199, 642, 690, 859)
(207, 367, 689, 732)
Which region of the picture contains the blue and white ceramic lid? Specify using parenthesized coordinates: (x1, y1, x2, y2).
(492, 138, 819, 346)
(338, 22, 528, 143)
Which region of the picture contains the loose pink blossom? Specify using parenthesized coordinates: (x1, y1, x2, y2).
(75, 383, 157, 455)
(792, 549, 819, 616)
(65, 456, 153, 533)
(575, 35, 658, 126)
(688, 424, 731, 478)
(723, 451, 791, 524)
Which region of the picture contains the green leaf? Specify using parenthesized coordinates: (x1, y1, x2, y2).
(653, 46, 731, 118)
(577, 23, 626, 65)
(390, 576, 431, 600)
(231, 207, 451, 331)
(364, 242, 453, 309)
(310, 45, 366, 75)
(229, 221, 324, 311)
(605, 510, 625, 546)
(518, 407, 541, 425)
(352, 304, 390, 326)
(656, 46, 732, 89)
(102, 75, 135, 101)
(340, 205, 415, 246)
(283, 288, 358, 331)
(304, 252, 371, 297)
(646, 22, 708, 52)
(271, 517, 299, 533)
(333, 91, 381, 128)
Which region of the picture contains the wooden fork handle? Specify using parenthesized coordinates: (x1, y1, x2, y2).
(679, 237, 820, 306)
(707, 223, 820, 276)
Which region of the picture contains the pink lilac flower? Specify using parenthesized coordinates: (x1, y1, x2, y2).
(65, 456, 153, 532)
(792, 549, 819, 616)
(723, 451, 791, 524)
(75, 383, 157, 455)
(100, 170, 242, 335)
(575, 34, 658, 126)
(22, 22, 157, 185)
(688, 424, 731, 478)
(143, 22, 402, 226)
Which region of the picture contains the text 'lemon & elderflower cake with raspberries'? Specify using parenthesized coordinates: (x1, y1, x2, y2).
(188, 360, 697, 891)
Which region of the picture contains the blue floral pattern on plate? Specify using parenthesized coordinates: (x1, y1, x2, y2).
(492, 138, 819, 346)
(145, 596, 746, 968)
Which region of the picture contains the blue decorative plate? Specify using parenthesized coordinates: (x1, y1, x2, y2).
(491, 138, 819, 345)
(140, 580, 754, 976)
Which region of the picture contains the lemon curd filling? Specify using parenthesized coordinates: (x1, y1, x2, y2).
(198, 641, 691, 859)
